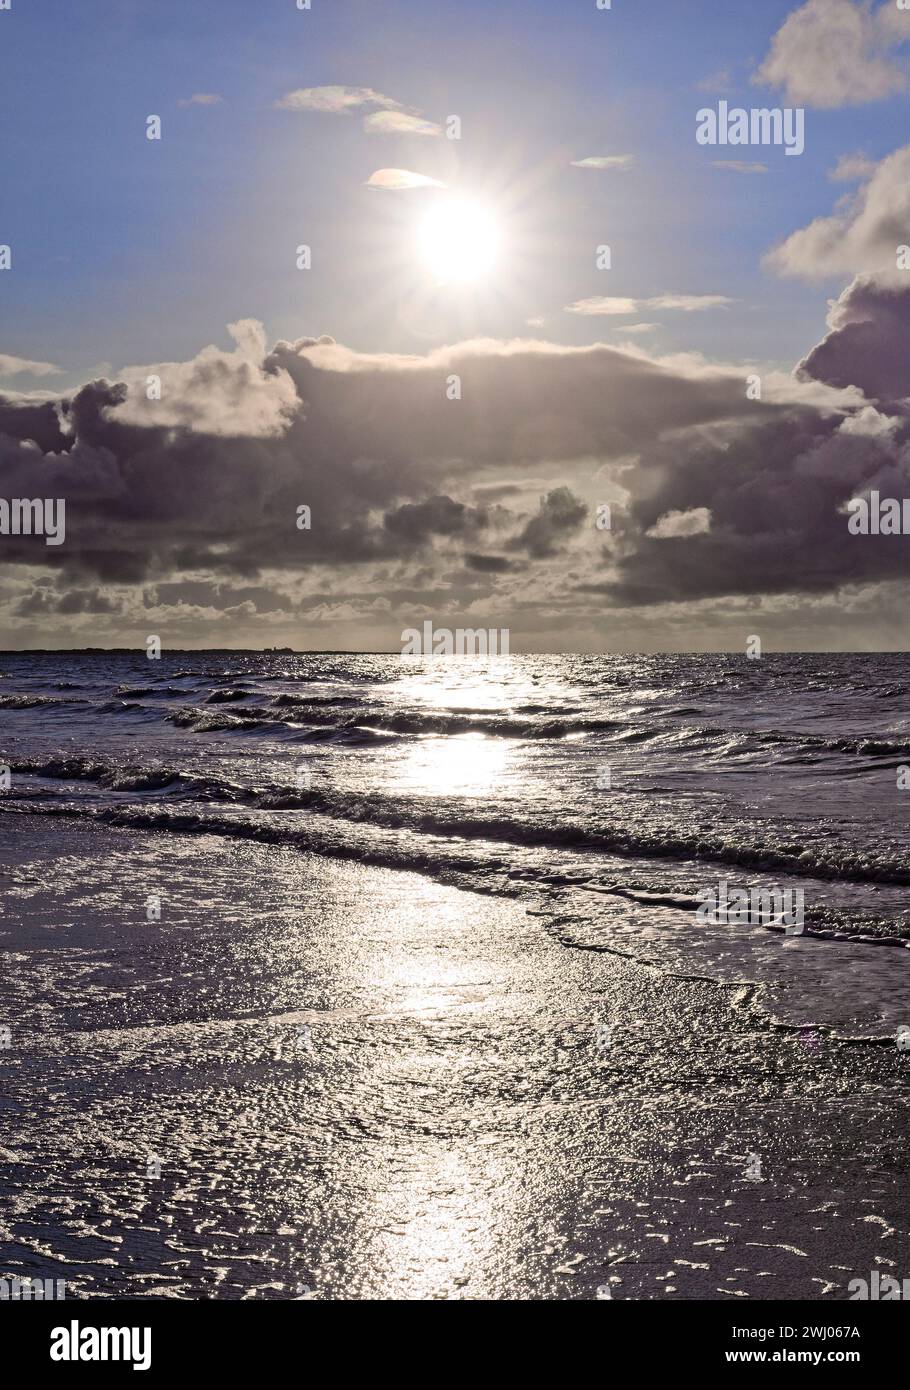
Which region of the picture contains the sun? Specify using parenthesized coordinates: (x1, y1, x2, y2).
(417, 196, 501, 284)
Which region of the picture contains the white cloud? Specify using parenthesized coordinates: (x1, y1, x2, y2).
(712, 160, 768, 174)
(767, 144, 910, 278)
(647, 507, 712, 538)
(365, 168, 445, 190)
(570, 155, 635, 170)
(0, 354, 61, 377)
(566, 297, 641, 316)
(364, 111, 442, 136)
(649, 295, 735, 311)
(756, 0, 910, 109)
(697, 68, 734, 94)
(829, 151, 877, 181)
(178, 93, 223, 107)
(566, 295, 734, 315)
(275, 85, 401, 113)
(111, 319, 299, 437)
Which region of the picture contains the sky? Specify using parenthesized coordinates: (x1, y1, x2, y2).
(2, 0, 910, 650)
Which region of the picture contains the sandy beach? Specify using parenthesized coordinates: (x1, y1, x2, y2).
(2, 811, 909, 1300)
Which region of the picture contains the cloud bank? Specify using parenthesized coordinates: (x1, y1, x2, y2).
(3, 277, 907, 649)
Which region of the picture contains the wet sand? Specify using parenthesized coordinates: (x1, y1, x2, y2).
(1, 812, 909, 1300)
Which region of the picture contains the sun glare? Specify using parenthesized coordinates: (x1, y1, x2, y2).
(417, 197, 501, 284)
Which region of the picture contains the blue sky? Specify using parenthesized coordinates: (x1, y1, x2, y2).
(3, 0, 905, 381)
(3, 0, 910, 650)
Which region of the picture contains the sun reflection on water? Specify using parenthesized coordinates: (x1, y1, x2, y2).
(397, 733, 510, 795)
(391, 659, 523, 713)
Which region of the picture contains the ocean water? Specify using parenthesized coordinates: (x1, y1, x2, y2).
(2, 650, 910, 1041)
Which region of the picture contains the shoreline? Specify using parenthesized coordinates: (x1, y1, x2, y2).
(1, 812, 909, 1298)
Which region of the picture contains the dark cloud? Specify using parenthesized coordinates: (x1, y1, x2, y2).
(797, 275, 910, 404)
(146, 581, 293, 613)
(383, 494, 488, 541)
(1, 298, 906, 643)
(593, 276, 910, 606)
(12, 583, 120, 618)
(55, 588, 119, 616)
(514, 486, 587, 558)
(1, 327, 799, 591)
(464, 553, 519, 574)
(0, 396, 68, 453)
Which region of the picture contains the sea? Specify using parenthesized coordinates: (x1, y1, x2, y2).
(2, 649, 910, 1041)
